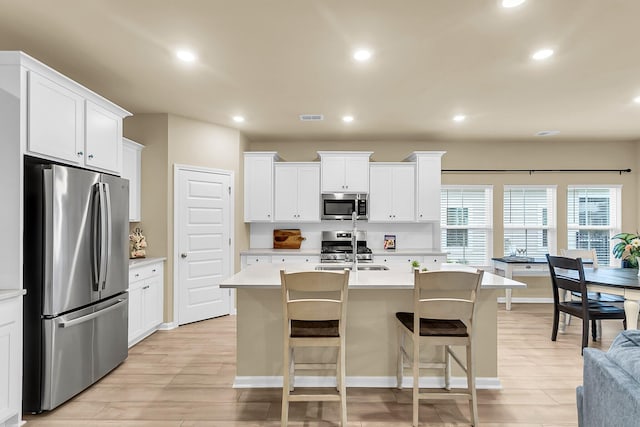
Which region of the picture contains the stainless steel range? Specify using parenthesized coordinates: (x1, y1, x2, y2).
(320, 230, 373, 263)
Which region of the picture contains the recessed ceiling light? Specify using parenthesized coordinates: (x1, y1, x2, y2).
(176, 49, 197, 62)
(453, 115, 466, 122)
(633, 96, 640, 104)
(536, 130, 560, 136)
(353, 49, 372, 62)
(232, 116, 245, 123)
(502, 0, 526, 8)
(342, 115, 354, 123)
(531, 48, 554, 61)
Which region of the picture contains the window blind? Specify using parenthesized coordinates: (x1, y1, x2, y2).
(441, 186, 493, 265)
(503, 186, 556, 257)
(567, 187, 621, 265)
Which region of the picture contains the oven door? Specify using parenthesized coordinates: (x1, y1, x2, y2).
(322, 197, 356, 220)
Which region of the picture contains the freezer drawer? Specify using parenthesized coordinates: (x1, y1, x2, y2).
(41, 294, 128, 411)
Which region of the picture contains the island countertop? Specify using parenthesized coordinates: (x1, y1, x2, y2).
(221, 263, 526, 290)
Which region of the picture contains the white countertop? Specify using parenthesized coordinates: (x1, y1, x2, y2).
(221, 263, 526, 290)
(129, 257, 166, 268)
(0, 289, 26, 301)
(241, 248, 447, 256)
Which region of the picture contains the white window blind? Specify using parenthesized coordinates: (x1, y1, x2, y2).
(441, 186, 493, 265)
(567, 186, 621, 266)
(503, 186, 556, 258)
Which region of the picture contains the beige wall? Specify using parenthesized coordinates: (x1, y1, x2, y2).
(125, 114, 248, 323)
(250, 139, 639, 298)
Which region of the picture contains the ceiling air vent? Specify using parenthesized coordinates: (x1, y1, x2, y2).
(299, 114, 324, 121)
(536, 130, 560, 136)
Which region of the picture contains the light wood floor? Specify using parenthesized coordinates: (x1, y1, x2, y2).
(24, 303, 623, 426)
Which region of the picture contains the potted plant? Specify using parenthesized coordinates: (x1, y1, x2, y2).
(411, 260, 421, 271)
(612, 232, 640, 268)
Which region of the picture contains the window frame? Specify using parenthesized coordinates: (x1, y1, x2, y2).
(441, 185, 493, 267)
(503, 185, 557, 258)
(566, 185, 622, 266)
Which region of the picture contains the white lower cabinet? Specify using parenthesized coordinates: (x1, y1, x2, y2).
(128, 261, 164, 347)
(0, 296, 21, 427)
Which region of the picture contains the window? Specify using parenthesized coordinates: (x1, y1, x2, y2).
(567, 186, 621, 266)
(503, 186, 556, 258)
(441, 186, 493, 265)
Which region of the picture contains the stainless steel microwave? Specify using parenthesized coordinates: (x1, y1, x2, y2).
(321, 193, 368, 220)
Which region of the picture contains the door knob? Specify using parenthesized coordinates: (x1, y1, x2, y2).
(181, 253, 188, 258)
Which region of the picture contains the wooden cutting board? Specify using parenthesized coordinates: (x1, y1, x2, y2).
(273, 229, 306, 249)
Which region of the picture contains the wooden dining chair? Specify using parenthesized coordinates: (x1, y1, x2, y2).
(546, 255, 626, 354)
(280, 269, 349, 427)
(396, 269, 484, 427)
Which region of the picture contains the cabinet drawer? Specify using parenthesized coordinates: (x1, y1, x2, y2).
(129, 263, 161, 283)
(512, 263, 548, 273)
(274, 255, 320, 264)
(245, 256, 271, 265)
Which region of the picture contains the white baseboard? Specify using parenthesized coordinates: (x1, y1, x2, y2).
(233, 375, 501, 390)
(497, 297, 553, 304)
(159, 321, 178, 330)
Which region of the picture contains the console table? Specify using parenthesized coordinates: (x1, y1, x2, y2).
(491, 257, 549, 310)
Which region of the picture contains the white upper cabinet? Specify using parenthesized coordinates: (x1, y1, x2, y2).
(369, 163, 415, 222)
(318, 151, 372, 193)
(405, 151, 445, 222)
(244, 152, 279, 222)
(274, 163, 320, 222)
(27, 71, 84, 165)
(122, 138, 144, 222)
(85, 101, 122, 173)
(19, 54, 130, 174)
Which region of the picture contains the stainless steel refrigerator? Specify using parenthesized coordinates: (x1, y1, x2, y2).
(23, 159, 129, 413)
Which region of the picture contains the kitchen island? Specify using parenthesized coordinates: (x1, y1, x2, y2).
(220, 263, 526, 389)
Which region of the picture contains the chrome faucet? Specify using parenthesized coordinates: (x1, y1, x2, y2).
(352, 211, 358, 270)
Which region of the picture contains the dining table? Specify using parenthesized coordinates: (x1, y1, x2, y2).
(582, 267, 640, 330)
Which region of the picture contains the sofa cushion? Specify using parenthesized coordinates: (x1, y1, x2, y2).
(605, 330, 640, 384)
(582, 348, 640, 427)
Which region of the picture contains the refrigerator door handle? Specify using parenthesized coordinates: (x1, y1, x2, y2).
(97, 183, 109, 290)
(58, 298, 126, 328)
(91, 184, 101, 291)
(102, 183, 112, 290)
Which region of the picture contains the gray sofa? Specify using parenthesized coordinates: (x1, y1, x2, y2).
(577, 330, 640, 427)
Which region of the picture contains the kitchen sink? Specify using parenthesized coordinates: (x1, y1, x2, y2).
(315, 264, 389, 271)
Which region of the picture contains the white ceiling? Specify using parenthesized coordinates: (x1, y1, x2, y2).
(1, 0, 639, 142)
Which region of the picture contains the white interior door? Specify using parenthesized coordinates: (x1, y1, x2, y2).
(175, 166, 232, 325)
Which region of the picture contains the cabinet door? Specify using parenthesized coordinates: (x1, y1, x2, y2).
(369, 166, 393, 221)
(128, 283, 144, 345)
(28, 71, 84, 164)
(417, 156, 441, 221)
(274, 165, 299, 221)
(344, 156, 370, 193)
(85, 101, 122, 174)
(143, 276, 163, 332)
(0, 298, 19, 423)
(321, 157, 346, 192)
(296, 165, 320, 221)
(122, 139, 142, 221)
(391, 166, 415, 221)
(244, 156, 274, 221)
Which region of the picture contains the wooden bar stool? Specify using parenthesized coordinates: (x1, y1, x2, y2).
(280, 269, 349, 427)
(396, 269, 484, 427)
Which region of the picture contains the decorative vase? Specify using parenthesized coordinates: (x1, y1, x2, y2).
(637, 257, 640, 276)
